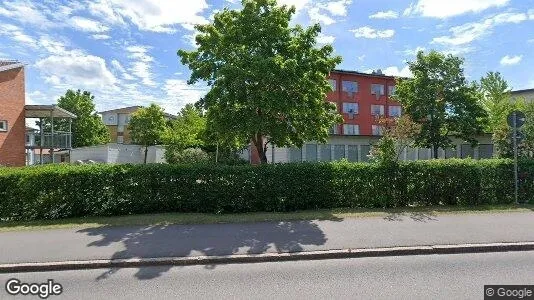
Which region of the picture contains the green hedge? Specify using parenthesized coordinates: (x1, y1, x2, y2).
(0, 159, 532, 221)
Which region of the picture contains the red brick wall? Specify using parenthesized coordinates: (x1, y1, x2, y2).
(327, 71, 398, 136)
(0, 67, 26, 166)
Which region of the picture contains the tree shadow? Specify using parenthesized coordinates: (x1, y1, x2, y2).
(77, 220, 329, 280)
(383, 211, 438, 222)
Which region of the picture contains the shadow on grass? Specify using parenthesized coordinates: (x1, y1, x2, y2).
(77, 219, 333, 281)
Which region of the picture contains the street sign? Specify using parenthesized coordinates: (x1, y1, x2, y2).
(509, 131, 525, 143)
(507, 110, 526, 128)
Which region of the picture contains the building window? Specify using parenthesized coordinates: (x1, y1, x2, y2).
(329, 124, 339, 135)
(289, 147, 302, 162)
(343, 124, 359, 135)
(478, 144, 493, 159)
(333, 145, 345, 160)
(360, 145, 371, 162)
(117, 136, 124, 144)
(0, 120, 7, 132)
(305, 144, 317, 161)
(347, 145, 359, 162)
(342, 102, 359, 114)
(319, 144, 331, 162)
(461, 144, 475, 159)
(342, 81, 358, 97)
(372, 125, 383, 136)
(388, 86, 396, 96)
(371, 105, 385, 116)
(371, 84, 385, 98)
(329, 79, 337, 91)
(388, 106, 402, 117)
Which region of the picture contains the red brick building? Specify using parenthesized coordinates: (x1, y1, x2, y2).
(327, 69, 400, 136)
(0, 61, 26, 166)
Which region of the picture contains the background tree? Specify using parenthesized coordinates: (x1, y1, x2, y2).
(178, 0, 342, 163)
(128, 103, 168, 163)
(41, 89, 109, 148)
(479, 71, 513, 133)
(370, 115, 422, 163)
(394, 51, 487, 158)
(164, 104, 207, 163)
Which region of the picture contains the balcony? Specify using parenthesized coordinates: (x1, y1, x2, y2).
(26, 131, 72, 149)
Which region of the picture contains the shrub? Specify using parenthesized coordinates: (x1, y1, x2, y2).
(166, 148, 210, 164)
(0, 159, 531, 221)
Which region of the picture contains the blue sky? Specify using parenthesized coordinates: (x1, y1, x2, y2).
(0, 0, 533, 114)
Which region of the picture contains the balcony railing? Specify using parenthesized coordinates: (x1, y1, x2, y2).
(26, 131, 72, 149)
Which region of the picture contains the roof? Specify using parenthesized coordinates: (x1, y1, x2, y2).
(99, 105, 177, 119)
(98, 105, 143, 114)
(331, 69, 398, 79)
(511, 88, 534, 94)
(0, 60, 24, 73)
(25, 105, 77, 119)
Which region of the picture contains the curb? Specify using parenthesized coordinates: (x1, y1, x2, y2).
(2, 242, 534, 273)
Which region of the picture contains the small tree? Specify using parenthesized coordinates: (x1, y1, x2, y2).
(370, 115, 422, 164)
(178, 0, 342, 163)
(41, 89, 110, 148)
(479, 71, 513, 133)
(164, 104, 207, 163)
(394, 50, 487, 158)
(128, 103, 168, 163)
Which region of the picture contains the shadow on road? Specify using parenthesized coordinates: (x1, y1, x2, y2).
(78, 219, 333, 280)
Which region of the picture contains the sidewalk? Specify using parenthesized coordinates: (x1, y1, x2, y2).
(1, 211, 533, 266)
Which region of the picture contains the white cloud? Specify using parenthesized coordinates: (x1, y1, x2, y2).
(163, 79, 208, 112)
(317, 0, 352, 16)
(350, 27, 395, 39)
(111, 59, 135, 80)
(357, 55, 366, 61)
(369, 10, 399, 19)
(0, 0, 52, 27)
(92, 34, 111, 40)
(69, 16, 109, 33)
(126, 45, 156, 87)
(432, 12, 533, 46)
(88, 0, 209, 33)
(308, 7, 335, 25)
(316, 32, 335, 44)
(0, 23, 38, 48)
(35, 54, 117, 89)
(402, 46, 426, 56)
(382, 66, 413, 77)
(404, 0, 510, 18)
(500, 55, 522, 66)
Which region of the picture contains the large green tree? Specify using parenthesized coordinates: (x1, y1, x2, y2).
(43, 89, 110, 148)
(128, 103, 168, 163)
(178, 0, 342, 163)
(479, 71, 513, 132)
(394, 51, 487, 158)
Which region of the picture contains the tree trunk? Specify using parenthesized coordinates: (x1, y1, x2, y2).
(433, 144, 439, 159)
(144, 146, 148, 164)
(253, 134, 268, 164)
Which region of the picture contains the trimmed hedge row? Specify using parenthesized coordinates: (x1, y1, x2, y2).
(0, 159, 533, 221)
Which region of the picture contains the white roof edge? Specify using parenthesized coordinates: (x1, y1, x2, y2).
(0, 63, 24, 73)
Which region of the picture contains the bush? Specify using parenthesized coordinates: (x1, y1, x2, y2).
(166, 148, 210, 164)
(0, 159, 532, 221)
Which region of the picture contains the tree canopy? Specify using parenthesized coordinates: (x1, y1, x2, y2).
(128, 103, 168, 163)
(479, 71, 513, 132)
(178, 0, 342, 163)
(394, 50, 487, 158)
(44, 89, 110, 148)
(164, 104, 207, 163)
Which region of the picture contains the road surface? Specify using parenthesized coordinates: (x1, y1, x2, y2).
(1, 251, 533, 299)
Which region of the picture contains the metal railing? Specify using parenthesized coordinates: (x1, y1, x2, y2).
(26, 131, 72, 149)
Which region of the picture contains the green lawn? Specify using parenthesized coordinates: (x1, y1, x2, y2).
(1, 204, 532, 232)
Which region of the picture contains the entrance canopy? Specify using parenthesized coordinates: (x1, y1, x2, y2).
(25, 105, 77, 119)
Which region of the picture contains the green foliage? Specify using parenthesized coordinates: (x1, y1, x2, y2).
(178, 0, 343, 163)
(1, 160, 531, 221)
(493, 99, 534, 158)
(41, 89, 110, 148)
(128, 103, 168, 163)
(370, 116, 422, 164)
(166, 148, 210, 164)
(164, 104, 207, 162)
(394, 51, 487, 158)
(479, 71, 512, 132)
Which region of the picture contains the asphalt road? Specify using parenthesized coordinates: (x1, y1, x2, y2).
(1, 212, 534, 264)
(1, 251, 533, 300)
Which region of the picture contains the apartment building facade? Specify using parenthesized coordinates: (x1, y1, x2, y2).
(246, 69, 493, 164)
(100, 106, 176, 144)
(0, 61, 26, 166)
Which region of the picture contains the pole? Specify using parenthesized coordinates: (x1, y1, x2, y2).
(513, 112, 519, 205)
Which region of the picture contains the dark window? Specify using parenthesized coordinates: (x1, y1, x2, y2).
(348, 145, 359, 162)
(305, 144, 317, 161)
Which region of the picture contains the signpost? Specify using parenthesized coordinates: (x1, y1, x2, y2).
(507, 110, 526, 204)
